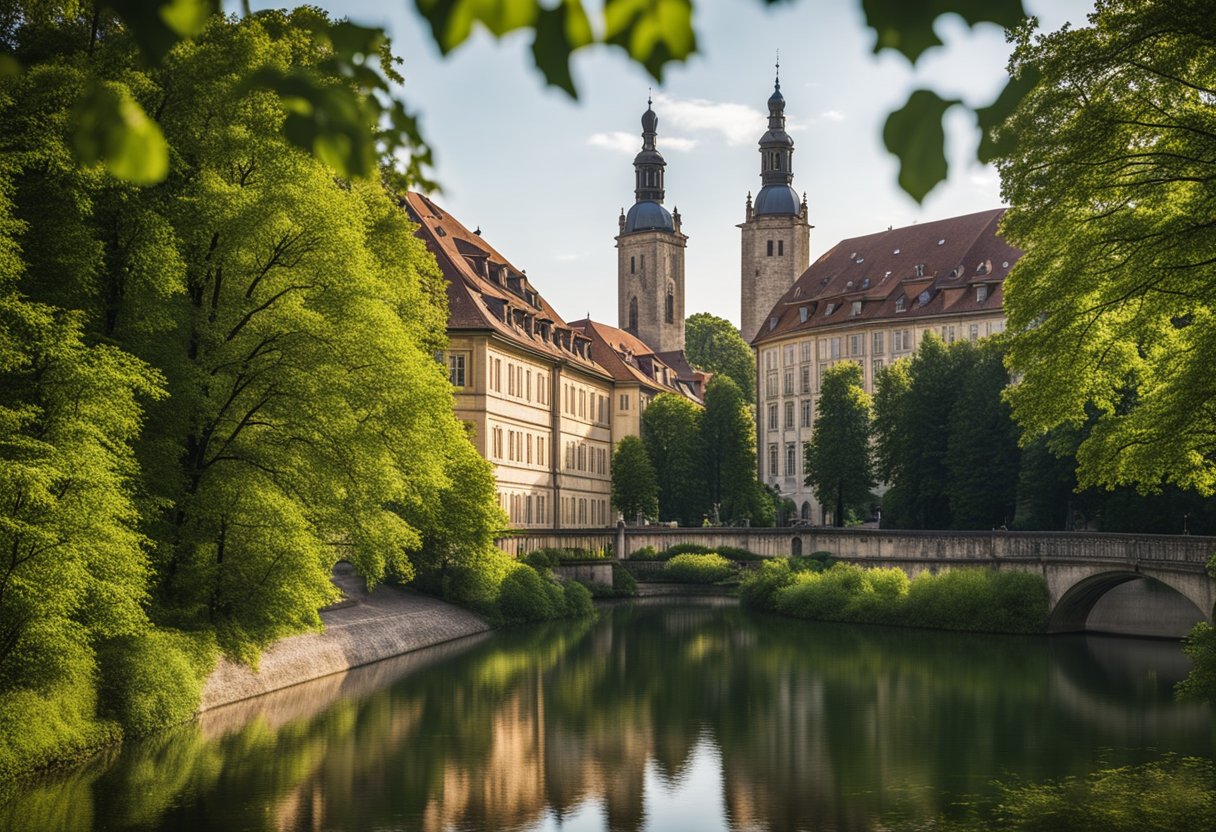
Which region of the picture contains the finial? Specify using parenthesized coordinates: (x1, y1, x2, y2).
(775, 50, 780, 90)
(648, 87, 652, 108)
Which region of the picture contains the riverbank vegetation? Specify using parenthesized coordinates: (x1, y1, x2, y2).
(741, 560, 1049, 634)
(0, 9, 520, 779)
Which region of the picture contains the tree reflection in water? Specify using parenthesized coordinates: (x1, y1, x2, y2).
(2, 602, 1211, 832)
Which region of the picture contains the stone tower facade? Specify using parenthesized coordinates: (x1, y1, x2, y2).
(617, 99, 688, 354)
(739, 70, 811, 343)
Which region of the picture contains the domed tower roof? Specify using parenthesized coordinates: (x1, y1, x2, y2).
(623, 94, 671, 232)
(754, 59, 800, 217)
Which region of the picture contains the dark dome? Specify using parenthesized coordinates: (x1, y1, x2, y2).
(760, 129, 794, 148)
(754, 184, 799, 216)
(624, 200, 673, 233)
(642, 106, 658, 133)
(768, 88, 785, 110)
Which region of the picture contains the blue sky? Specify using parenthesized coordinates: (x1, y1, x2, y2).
(272, 1, 1096, 328)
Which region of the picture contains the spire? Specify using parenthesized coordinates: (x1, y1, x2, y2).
(754, 59, 798, 216)
(634, 95, 666, 204)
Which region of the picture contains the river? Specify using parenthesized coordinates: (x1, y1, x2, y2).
(2, 599, 1212, 831)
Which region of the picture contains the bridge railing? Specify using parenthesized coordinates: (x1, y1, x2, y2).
(493, 526, 1216, 568)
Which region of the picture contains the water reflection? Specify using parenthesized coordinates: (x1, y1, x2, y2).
(3, 603, 1212, 832)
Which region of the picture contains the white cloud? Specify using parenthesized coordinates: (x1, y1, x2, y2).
(588, 131, 639, 154)
(588, 130, 697, 153)
(653, 92, 764, 146)
(818, 110, 845, 122)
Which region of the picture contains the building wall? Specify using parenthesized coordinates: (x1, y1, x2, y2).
(555, 366, 614, 528)
(739, 213, 811, 343)
(617, 229, 687, 353)
(756, 313, 1008, 524)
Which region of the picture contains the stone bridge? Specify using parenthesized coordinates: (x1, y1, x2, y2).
(495, 527, 1216, 638)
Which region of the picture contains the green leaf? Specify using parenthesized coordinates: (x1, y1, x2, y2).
(413, 0, 541, 54)
(883, 88, 959, 203)
(108, 0, 218, 63)
(861, 0, 1027, 63)
(975, 65, 1040, 162)
(70, 81, 169, 185)
(0, 54, 20, 78)
(604, 0, 697, 82)
(531, 0, 594, 97)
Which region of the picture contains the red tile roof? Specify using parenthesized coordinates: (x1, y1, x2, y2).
(568, 318, 704, 403)
(405, 192, 609, 378)
(752, 208, 1021, 345)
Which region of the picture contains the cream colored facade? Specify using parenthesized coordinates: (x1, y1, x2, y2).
(757, 313, 1008, 524)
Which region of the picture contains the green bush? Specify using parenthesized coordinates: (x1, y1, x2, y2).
(497, 567, 561, 624)
(629, 545, 660, 560)
(443, 547, 518, 617)
(716, 545, 764, 561)
(663, 543, 714, 558)
(903, 568, 1048, 633)
(521, 550, 559, 571)
(1179, 621, 1216, 703)
(612, 563, 638, 595)
(562, 581, 595, 617)
(662, 553, 735, 584)
(98, 629, 216, 736)
(739, 559, 796, 610)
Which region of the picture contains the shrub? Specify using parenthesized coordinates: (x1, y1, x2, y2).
(97, 629, 216, 736)
(521, 550, 559, 572)
(612, 563, 638, 595)
(739, 559, 796, 610)
(663, 543, 714, 557)
(903, 568, 1047, 633)
(716, 545, 764, 561)
(629, 545, 660, 560)
(443, 547, 517, 616)
(1179, 622, 1216, 703)
(662, 553, 735, 584)
(497, 566, 560, 624)
(790, 552, 834, 573)
(581, 581, 617, 599)
(562, 581, 595, 617)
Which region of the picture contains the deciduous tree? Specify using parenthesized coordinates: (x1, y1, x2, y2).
(804, 362, 873, 527)
(642, 393, 704, 525)
(611, 435, 658, 522)
(685, 313, 755, 394)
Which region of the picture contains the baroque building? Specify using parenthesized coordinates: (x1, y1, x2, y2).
(739, 68, 811, 343)
(750, 209, 1022, 524)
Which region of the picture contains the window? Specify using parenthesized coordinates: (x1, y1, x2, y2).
(784, 401, 794, 429)
(778, 239, 785, 256)
(508, 431, 515, 461)
(801, 400, 812, 427)
(538, 436, 546, 467)
(526, 434, 532, 464)
(851, 300, 862, 316)
(492, 426, 503, 458)
(665, 286, 674, 324)
(799, 306, 808, 323)
(783, 369, 794, 395)
(577, 444, 586, 471)
(767, 240, 774, 256)
(818, 363, 828, 391)
(768, 444, 779, 478)
(895, 296, 907, 313)
(766, 372, 778, 398)
(872, 331, 884, 355)
(784, 345, 796, 365)
(849, 334, 863, 356)
(976, 285, 988, 303)
(800, 366, 811, 394)
(830, 337, 841, 359)
(537, 373, 547, 404)
(525, 369, 531, 401)
(490, 357, 502, 392)
(786, 443, 797, 475)
(619, 393, 630, 411)
(872, 358, 884, 378)
(448, 353, 467, 387)
(800, 341, 812, 363)
(768, 403, 778, 431)
(537, 495, 546, 525)
(969, 324, 979, 340)
(914, 263, 925, 277)
(631, 255, 636, 274)
(765, 349, 777, 371)
(628, 297, 638, 333)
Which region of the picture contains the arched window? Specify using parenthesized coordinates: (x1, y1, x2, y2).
(801, 501, 811, 521)
(791, 537, 803, 556)
(665, 285, 674, 324)
(628, 296, 638, 333)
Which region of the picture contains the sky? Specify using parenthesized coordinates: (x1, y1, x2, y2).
(276, 1, 1096, 329)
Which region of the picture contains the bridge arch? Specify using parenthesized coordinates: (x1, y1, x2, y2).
(1048, 570, 1209, 635)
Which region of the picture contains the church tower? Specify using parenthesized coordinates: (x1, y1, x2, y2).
(739, 64, 811, 343)
(617, 98, 688, 354)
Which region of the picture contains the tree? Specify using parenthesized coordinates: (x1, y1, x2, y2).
(611, 435, 658, 522)
(999, 0, 1216, 496)
(641, 393, 705, 525)
(685, 313, 755, 394)
(700, 375, 768, 524)
(804, 362, 874, 527)
(944, 340, 1020, 529)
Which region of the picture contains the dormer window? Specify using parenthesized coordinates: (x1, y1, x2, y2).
(976, 285, 989, 303)
(895, 296, 907, 313)
(824, 303, 837, 316)
(799, 306, 809, 323)
(851, 300, 862, 316)
(914, 263, 925, 277)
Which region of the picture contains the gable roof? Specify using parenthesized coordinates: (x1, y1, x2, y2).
(568, 318, 704, 404)
(405, 192, 609, 378)
(752, 208, 1021, 345)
